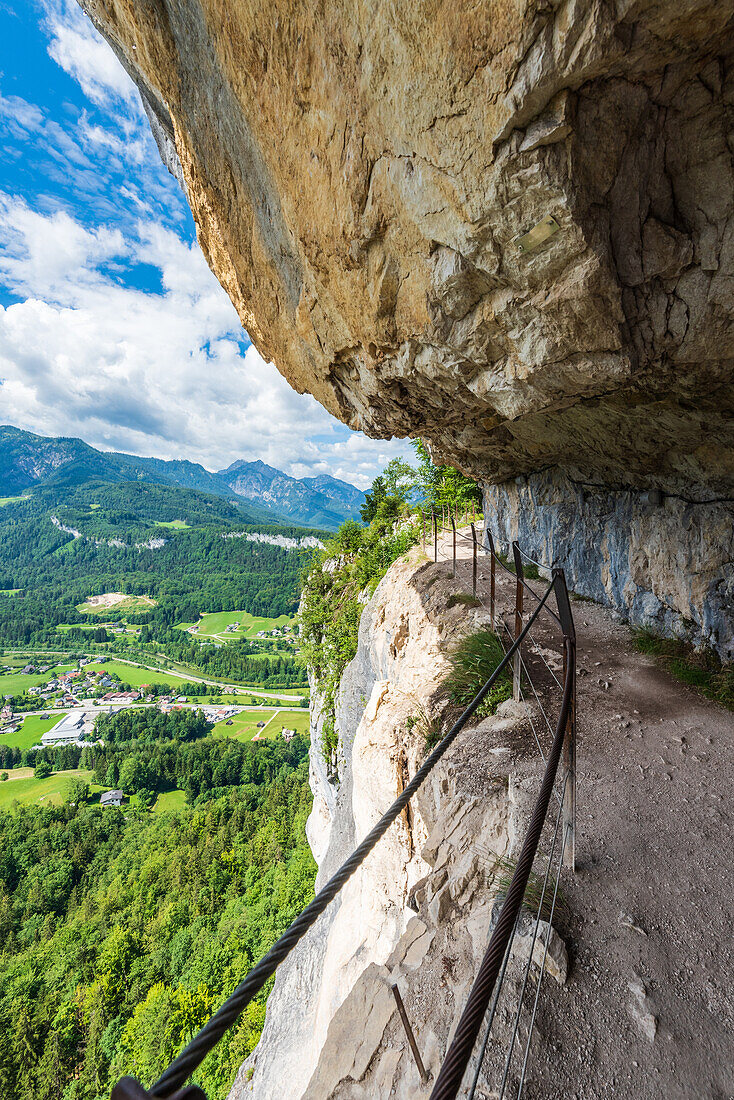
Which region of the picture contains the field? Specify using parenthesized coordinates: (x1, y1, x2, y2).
(83, 660, 192, 690)
(154, 519, 190, 529)
(0, 768, 99, 809)
(0, 664, 74, 696)
(152, 789, 187, 812)
(0, 714, 64, 752)
(178, 609, 296, 642)
(212, 707, 309, 743)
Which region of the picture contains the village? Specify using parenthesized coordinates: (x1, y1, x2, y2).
(0, 655, 302, 768)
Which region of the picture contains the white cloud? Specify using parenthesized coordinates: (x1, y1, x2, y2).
(43, 0, 136, 107)
(0, 5, 411, 489)
(0, 195, 409, 485)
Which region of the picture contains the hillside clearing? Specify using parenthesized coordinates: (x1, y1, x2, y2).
(77, 593, 156, 615)
(0, 768, 99, 808)
(179, 609, 296, 641)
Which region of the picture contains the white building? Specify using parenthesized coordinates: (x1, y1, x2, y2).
(41, 709, 95, 746)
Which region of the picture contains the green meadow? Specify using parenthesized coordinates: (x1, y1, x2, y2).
(212, 707, 309, 743)
(179, 609, 296, 641)
(0, 664, 74, 696)
(0, 714, 64, 752)
(0, 768, 99, 809)
(83, 660, 192, 690)
(152, 788, 187, 812)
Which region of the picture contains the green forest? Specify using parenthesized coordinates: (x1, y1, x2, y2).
(0, 479, 320, 685)
(0, 735, 316, 1100)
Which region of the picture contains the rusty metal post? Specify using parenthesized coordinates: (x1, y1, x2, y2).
(512, 542, 524, 703)
(433, 513, 438, 563)
(391, 983, 429, 1083)
(451, 514, 456, 576)
(553, 569, 577, 872)
(470, 522, 477, 597)
(421, 509, 426, 555)
(487, 529, 496, 631)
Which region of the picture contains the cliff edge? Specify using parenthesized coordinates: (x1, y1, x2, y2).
(231, 533, 733, 1099)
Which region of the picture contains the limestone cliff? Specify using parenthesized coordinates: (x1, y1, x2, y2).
(228, 547, 549, 1099)
(77, 0, 734, 642)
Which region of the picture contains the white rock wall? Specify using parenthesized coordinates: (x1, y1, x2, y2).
(229, 549, 490, 1098)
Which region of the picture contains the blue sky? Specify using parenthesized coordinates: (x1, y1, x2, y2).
(0, 0, 410, 487)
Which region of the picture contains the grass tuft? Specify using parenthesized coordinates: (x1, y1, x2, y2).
(633, 629, 734, 710)
(443, 629, 513, 719)
(447, 592, 482, 609)
(488, 855, 569, 923)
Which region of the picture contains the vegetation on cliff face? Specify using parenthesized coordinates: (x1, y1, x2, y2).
(0, 736, 316, 1100)
(299, 504, 420, 774)
(299, 448, 480, 775)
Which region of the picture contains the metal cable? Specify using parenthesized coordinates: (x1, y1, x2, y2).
(493, 618, 563, 811)
(449, 529, 563, 629)
(518, 581, 563, 628)
(516, 824, 570, 1098)
(515, 546, 547, 571)
(497, 771, 568, 1100)
(428, 634, 574, 1100)
(517, 649, 555, 744)
(526, 638, 564, 692)
(150, 582, 558, 1098)
(466, 916, 520, 1100)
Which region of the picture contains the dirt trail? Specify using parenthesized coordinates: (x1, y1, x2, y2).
(438, 527, 734, 1099)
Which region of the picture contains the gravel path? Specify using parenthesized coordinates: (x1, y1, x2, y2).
(438, 526, 734, 1099)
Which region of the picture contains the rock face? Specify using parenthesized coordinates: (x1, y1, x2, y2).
(230, 549, 476, 1097)
(77, 2, 734, 639)
(484, 472, 734, 657)
(229, 550, 558, 1099)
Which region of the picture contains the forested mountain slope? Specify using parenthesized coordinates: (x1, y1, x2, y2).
(1, 427, 365, 530)
(0, 475, 322, 685)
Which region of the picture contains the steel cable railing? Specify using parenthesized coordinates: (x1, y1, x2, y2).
(429, 514, 576, 1100)
(428, 633, 575, 1100)
(118, 574, 560, 1099)
(113, 509, 576, 1100)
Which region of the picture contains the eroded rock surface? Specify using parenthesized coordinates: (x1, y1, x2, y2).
(484, 472, 734, 656)
(230, 550, 486, 1098)
(78, 0, 734, 647)
(78, 1, 734, 483)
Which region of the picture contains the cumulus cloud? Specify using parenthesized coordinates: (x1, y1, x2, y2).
(0, 195, 411, 485)
(43, 0, 136, 107)
(0, 3, 412, 489)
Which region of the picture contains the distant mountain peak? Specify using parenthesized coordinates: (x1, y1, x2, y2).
(216, 459, 365, 529)
(0, 426, 366, 531)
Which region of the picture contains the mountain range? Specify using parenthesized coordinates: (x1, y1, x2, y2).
(0, 425, 365, 529)
(217, 459, 365, 530)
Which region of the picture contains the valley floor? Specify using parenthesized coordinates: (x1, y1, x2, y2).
(444, 528, 734, 1099)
